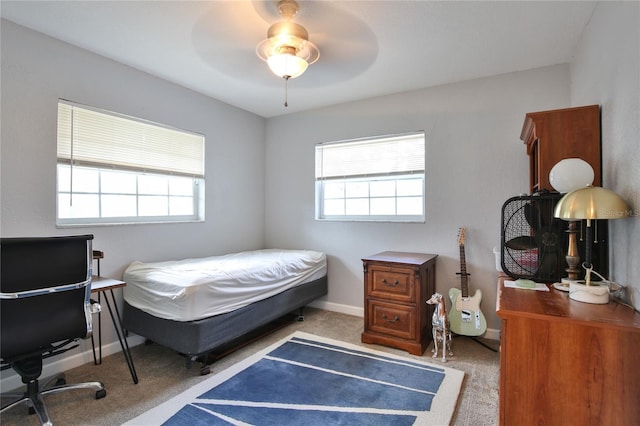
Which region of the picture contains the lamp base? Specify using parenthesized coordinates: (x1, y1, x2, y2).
(569, 281, 609, 304)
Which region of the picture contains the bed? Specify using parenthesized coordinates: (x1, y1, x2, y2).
(122, 249, 327, 374)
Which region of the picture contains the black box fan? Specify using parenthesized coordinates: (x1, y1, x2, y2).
(500, 192, 568, 282)
(500, 193, 568, 282)
(500, 192, 610, 283)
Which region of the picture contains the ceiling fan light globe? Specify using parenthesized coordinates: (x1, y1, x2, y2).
(267, 53, 308, 79)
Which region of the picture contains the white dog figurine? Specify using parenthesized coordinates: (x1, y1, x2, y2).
(426, 292, 453, 362)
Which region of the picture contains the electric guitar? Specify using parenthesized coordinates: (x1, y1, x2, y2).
(448, 227, 487, 336)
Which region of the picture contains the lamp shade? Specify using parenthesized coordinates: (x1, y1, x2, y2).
(549, 158, 594, 193)
(554, 185, 631, 220)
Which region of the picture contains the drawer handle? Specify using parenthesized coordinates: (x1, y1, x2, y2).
(381, 278, 400, 287)
(382, 314, 400, 323)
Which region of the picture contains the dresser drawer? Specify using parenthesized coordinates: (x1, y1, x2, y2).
(367, 265, 414, 302)
(366, 300, 415, 340)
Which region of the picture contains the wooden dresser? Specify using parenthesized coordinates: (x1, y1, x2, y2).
(361, 252, 437, 355)
(496, 275, 640, 425)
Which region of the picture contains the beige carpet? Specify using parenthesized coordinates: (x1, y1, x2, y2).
(1, 308, 500, 425)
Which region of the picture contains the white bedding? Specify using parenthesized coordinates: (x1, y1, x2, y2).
(123, 249, 327, 322)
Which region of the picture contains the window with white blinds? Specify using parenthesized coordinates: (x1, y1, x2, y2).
(56, 100, 205, 226)
(315, 132, 426, 222)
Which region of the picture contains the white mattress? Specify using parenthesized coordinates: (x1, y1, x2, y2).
(123, 249, 327, 322)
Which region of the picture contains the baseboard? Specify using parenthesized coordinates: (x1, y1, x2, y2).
(483, 328, 500, 341)
(0, 335, 145, 392)
(308, 299, 364, 318)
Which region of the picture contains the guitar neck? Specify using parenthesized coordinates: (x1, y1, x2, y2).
(459, 244, 469, 298)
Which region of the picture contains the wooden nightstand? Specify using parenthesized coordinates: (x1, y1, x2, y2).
(361, 252, 437, 355)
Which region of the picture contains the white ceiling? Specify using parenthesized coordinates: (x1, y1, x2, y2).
(0, 1, 597, 118)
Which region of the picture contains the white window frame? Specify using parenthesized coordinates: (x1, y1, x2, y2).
(315, 131, 426, 222)
(56, 100, 205, 226)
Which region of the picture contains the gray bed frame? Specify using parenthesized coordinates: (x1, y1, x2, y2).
(122, 275, 327, 374)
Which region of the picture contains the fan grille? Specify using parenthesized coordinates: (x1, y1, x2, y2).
(500, 193, 568, 282)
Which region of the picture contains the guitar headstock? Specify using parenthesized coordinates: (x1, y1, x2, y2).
(457, 227, 466, 246)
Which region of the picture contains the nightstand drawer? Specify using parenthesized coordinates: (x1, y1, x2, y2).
(368, 265, 414, 302)
(366, 300, 415, 340)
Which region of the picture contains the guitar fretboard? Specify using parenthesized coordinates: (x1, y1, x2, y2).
(459, 244, 469, 298)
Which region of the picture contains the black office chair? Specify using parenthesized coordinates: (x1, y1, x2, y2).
(1, 235, 106, 425)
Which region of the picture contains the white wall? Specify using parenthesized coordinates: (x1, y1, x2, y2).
(570, 1, 640, 305)
(1, 20, 265, 387)
(1, 20, 267, 264)
(264, 65, 572, 332)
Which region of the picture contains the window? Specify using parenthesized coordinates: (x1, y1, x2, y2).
(56, 100, 205, 226)
(315, 132, 425, 222)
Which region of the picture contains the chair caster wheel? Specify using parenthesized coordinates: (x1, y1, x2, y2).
(96, 389, 107, 399)
(200, 366, 211, 375)
(28, 407, 35, 415)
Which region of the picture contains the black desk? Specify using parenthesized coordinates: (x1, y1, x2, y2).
(90, 276, 138, 384)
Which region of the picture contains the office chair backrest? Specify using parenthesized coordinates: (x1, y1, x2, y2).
(1, 235, 94, 360)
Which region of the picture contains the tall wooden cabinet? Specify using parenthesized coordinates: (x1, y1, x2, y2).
(519, 104, 609, 278)
(361, 252, 437, 355)
(520, 105, 601, 193)
(497, 276, 640, 425)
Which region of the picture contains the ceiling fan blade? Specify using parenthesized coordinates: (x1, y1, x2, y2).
(505, 236, 537, 250)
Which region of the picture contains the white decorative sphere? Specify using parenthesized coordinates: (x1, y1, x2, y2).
(549, 158, 594, 193)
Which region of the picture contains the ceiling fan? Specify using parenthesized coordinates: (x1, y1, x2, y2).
(190, 1, 378, 102)
(256, 0, 320, 80)
(256, 0, 320, 106)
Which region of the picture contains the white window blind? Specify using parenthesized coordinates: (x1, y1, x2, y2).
(315, 132, 425, 180)
(57, 100, 204, 177)
(314, 132, 426, 222)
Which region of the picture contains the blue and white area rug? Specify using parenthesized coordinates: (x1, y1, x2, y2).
(126, 331, 465, 425)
